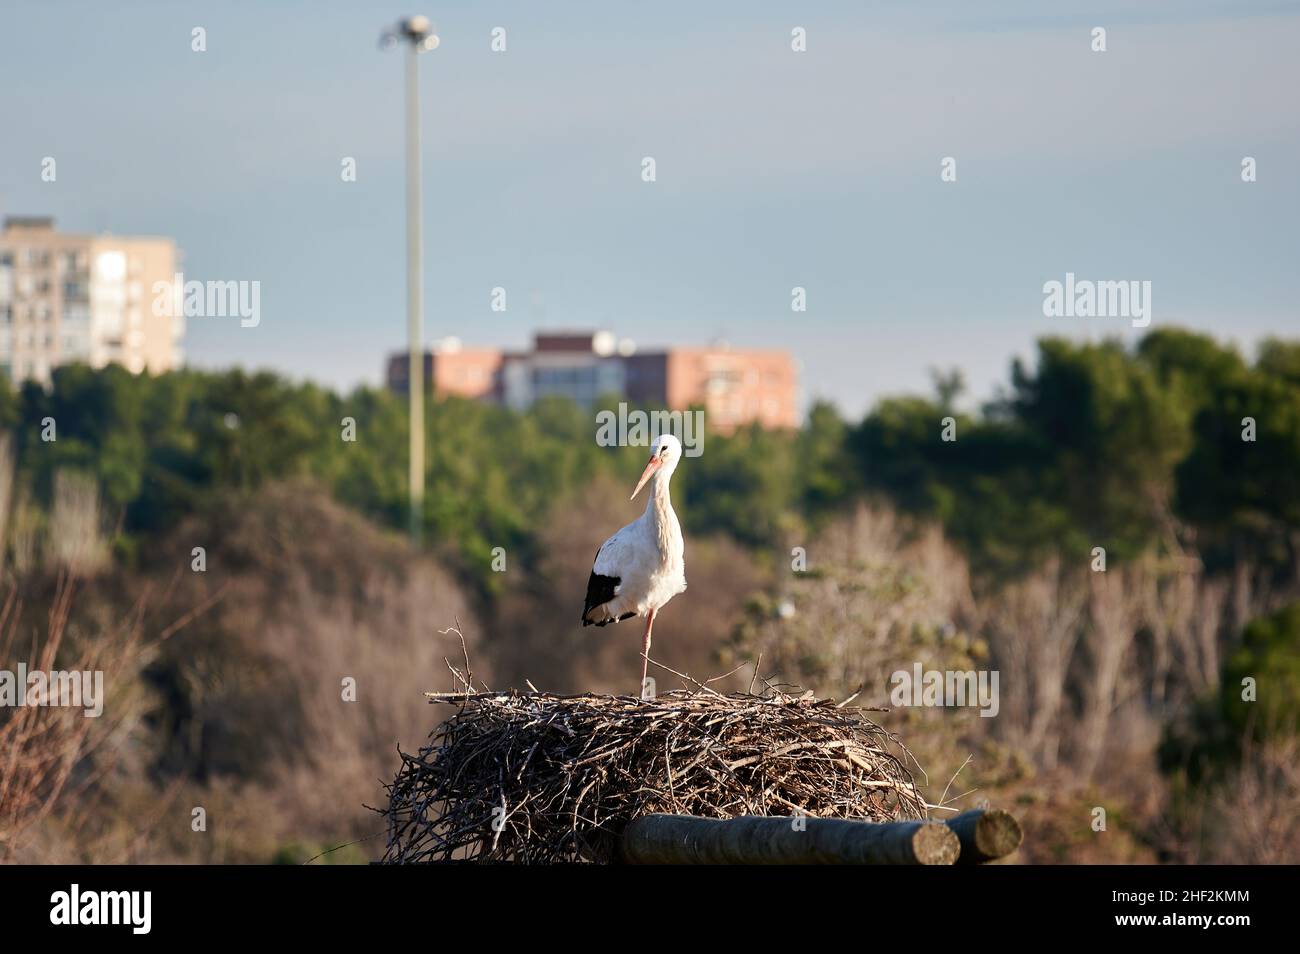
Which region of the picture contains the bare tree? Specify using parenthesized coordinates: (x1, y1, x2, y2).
(49, 471, 109, 575)
(0, 577, 145, 859)
(1075, 570, 1143, 780)
(983, 558, 1085, 770)
(1206, 737, 1300, 864)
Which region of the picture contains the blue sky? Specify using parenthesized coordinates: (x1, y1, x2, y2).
(2, 0, 1297, 417)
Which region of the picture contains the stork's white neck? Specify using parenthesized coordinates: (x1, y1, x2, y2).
(644, 461, 678, 525)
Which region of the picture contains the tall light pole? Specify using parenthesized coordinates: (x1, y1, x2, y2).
(382, 16, 439, 542)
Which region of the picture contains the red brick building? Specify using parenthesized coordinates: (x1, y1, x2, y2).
(387, 331, 798, 432)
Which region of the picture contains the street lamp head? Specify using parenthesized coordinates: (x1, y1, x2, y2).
(402, 15, 432, 39)
(380, 16, 439, 51)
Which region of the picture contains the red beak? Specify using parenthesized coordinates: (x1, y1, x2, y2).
(630, 454, 661, 500)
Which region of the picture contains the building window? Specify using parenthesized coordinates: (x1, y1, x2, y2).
(95, 251, 127, 281)
(706, 369, 741, 394)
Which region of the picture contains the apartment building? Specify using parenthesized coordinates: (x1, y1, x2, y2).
(0, 217, 182, 385)
(386, 343, 505, 401)
(625, 346, 798, 432)
(387, 330, 799, 431)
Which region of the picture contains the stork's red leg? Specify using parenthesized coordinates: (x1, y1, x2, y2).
(640, 608, 656, 699)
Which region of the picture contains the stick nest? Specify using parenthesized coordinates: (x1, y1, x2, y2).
(379, 688, 927, 863)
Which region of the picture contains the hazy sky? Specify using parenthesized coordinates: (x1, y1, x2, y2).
(2, 0, 1297, 417)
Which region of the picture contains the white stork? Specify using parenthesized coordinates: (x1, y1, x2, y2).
(582, 433, 687, 698)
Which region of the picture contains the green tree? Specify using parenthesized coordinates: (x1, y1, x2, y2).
(1009, 338, 1192, 559)
(1222, 602, 1300, 741)
(796, 401, 858, 523)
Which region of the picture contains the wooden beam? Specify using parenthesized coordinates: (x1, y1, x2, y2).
(945, 809, 1023, 864)
(620, 814, 960, 865)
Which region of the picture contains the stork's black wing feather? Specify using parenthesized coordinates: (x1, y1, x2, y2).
(582, 548, 634, 627)
(582, 571, 621, 626)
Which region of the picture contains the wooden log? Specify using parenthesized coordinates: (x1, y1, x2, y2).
(945, 809, 1023, 864)
(620, 814, 960, 865)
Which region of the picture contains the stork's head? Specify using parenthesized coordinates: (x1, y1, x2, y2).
(630, 433, 683, 500)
